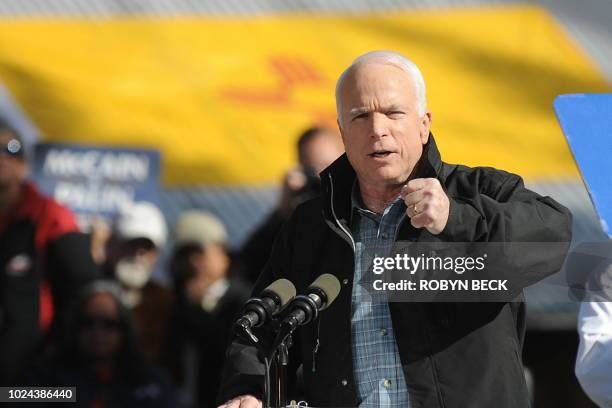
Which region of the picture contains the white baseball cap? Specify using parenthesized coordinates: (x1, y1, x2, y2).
(116, 201, 167, 248)
(174, 210, 228, 249)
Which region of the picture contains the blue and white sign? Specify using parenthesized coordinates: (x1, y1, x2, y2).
(554, 93, 612, 238)
(32, 143, 161, 221)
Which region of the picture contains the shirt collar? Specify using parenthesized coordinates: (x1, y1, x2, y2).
(200, 277, 230, 312)
(351, 179, 364, 212)
(350, 180, 405, 221)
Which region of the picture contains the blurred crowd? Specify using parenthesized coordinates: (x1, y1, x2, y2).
(0, 120, 344, 408)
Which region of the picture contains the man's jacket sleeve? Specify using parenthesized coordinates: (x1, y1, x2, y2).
(439, 172, 572, 291)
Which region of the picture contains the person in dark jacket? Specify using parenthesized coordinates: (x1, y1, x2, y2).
(0, 122, 98, 385)
(104, 201, 174, 367)
(239, 126, 344, 284)
(166, 211, 250, 408)
(217, 50, 573, 408)
(25, 280, 177, 408)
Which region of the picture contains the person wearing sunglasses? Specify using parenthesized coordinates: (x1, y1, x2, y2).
(24, 280, 177, 408)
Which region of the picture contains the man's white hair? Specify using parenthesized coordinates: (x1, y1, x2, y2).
(335, 50, 427, 127)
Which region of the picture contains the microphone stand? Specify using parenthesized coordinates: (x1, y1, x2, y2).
(235, 288, 330, 407)
(268, 334, 292, 408)
(265, 293, 323, 407)
(234, 318, 295, 408)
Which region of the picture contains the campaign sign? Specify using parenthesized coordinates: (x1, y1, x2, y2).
(32, 143, 161, 222)
(554, 93, 612, 238)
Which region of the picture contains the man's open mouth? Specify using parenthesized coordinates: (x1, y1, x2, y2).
(369, 150, 393, 158)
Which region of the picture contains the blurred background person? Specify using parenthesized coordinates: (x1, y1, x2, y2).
(239, 126, 344, 283)
(166, 210, 250, 408)
(25, 280, 177, 408)
(104, 201, 174, 367)
(0, 120, 98, 384)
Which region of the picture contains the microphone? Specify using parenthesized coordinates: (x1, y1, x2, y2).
(234, 278, 296, 343)
(280, 274, 341, 333)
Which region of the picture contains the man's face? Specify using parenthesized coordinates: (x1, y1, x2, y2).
(184, 244, 229, 304)
(300, 132, 345, 175)
(113, 238, 158, 289)
(338, 63, 431, 188)
(190, 244, 229, 285)
(77, 292, 123, 361)
(0, 132, 27, 189)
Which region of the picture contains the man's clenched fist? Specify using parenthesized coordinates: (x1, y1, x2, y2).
(401, 178, 450, 235)
(218, 395, 262, 408)
(217, 395, 263, 408)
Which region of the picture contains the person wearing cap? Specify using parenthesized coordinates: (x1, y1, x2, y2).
(104, 201, 174, 367)
(166, 210, 250, 408)
(0, 120, 98, 384)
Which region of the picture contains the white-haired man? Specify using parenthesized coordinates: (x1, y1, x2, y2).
(217, 51, 572, 408)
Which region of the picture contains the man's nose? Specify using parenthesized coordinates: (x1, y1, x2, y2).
(369, 113, 389, 139)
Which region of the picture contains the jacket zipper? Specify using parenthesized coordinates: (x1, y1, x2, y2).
(328, 172, 356, 252)
(311, 174, 356, 374)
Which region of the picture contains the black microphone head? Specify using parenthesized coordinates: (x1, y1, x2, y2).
(309, 274, 341, 310)
(262, 278, 296, 307)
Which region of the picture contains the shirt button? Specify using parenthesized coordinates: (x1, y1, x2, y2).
(383, 379, 392, 389)
(381, 233, 389, 239)
(342, 278, 349, 285)
(341, 379, 348, 386)
(380, 328, 388, 337)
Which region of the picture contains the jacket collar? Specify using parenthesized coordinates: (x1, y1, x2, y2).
(320, 132, 444, 239)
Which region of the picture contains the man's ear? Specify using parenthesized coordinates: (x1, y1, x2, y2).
(420, 111, 432, 144)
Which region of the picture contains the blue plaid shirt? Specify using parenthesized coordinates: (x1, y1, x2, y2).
(350, 183, 411, 407)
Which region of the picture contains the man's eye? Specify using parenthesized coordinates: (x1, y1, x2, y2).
(351, 113, 368, 121)
(388, 111, 405, 118)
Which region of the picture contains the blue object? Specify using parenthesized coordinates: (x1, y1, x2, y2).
(554, 94, 612, 238)
(32, 143, 161, 223)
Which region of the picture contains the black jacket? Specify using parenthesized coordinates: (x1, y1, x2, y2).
(219, 135, 572, 408)
(166, 278, 250, 408)
(0, 182, 98, 385)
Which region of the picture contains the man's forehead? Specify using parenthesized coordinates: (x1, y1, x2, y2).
(345, 87, 412, 112)
(87, 293, 120, 313)
(342, 64, 414, 101)
(346, 62, 411, 87)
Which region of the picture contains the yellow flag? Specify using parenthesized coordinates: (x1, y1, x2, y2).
(0, 5, 609, 185)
